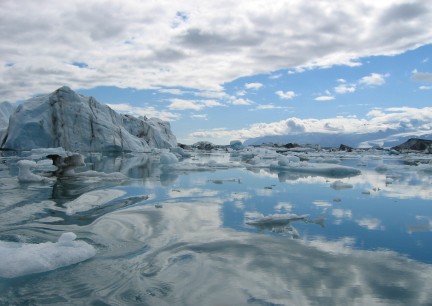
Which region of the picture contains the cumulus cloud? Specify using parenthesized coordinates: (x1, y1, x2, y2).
(334, 84, 356, 94)
(167, 98, 224, 110)
(190, 106, 432, 141)
(275, 90, 296, 100)
(106, 103, 180, 121)
(245, 82, 263, 90)
(315, 95, 335, 101)
(359, 73, 389, 86)
(2, 0, 432, 101)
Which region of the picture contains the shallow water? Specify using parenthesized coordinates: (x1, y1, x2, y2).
(1, 150, 432, 305)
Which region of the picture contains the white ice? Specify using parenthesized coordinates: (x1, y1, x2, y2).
(0, 232, 96, 278)
(65, 189, 127, 215)
(245, 213, 309, 226)
(17, 160, 52, 183)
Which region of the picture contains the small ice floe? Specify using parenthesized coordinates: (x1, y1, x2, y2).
(333, 198, 342, 202)
(330, 180, 354, 190)
(270, 157, 361, 178)
(170, 146, 192, 158)
(65, 189, 127, 215)
(246, 213, 309, 239)
(362, 190, 371, 195)
(246, 213, 308, 226)
(160, 152, 179, 164)
(0, 232, 96, 278)
(17, 160, 52, 183)
(155, 204, 163, 208)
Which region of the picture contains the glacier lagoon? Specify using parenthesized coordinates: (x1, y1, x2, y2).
(1, 148, 432, 305)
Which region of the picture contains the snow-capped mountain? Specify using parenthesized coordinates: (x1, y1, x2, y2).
(1, 87, 177, 152)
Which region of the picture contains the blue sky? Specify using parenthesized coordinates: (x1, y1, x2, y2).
(1, 0, 432, 144)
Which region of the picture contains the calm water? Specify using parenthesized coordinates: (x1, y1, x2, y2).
(1, 150, 432, 305)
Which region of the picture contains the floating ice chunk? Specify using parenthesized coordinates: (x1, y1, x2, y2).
(278, 155, 300, 166)
(65, 189, 127, 215)
(246, 213, 308, 226)
(170, 146, 192, 158)
(160, 152, 179, 164)
(271, 159, 361, 178)
(0, 232, 96, 278)
(230, 140, 243, 150)
(362, 190, 371, 195)
(17, 160, 51, 183)
(330, 180, 353, 190)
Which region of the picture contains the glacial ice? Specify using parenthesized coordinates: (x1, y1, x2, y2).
(1, 86, 177, 152)
(0, 232, 96, 278)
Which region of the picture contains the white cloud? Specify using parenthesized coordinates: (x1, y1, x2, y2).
(334, 84, 356, 94)
(245, 82, 263, 90)
(191, 114, 208, 120)
(2, 1, 432, 101)
(236, 90, 247, 96)
(337, 78, 346, 83)
(158, 88, 187, 95)
(359, 73, 388, 86)
(106, 103, 180, 121)
(190, 106, 432, 141)
(275, 90, 296, 100)
(250, 104, 291, 111)
(230, 97, 253, 105)
(168, 98, 224, 110)
(315, 95, 335, 101)
(419, 85, 432, 90)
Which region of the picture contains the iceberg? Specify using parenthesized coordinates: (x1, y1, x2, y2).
(0, 232, 96, 278)
(1, 86, 177, 152)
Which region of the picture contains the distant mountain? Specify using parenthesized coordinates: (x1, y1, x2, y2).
(1, 86, 177, 152)
(244, 130, 432, 148)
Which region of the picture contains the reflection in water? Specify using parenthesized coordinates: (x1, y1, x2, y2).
(0, 151, 432, 305)
(1, 203, 432, 305)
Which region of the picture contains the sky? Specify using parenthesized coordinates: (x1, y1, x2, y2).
(1, 0, 432, 145)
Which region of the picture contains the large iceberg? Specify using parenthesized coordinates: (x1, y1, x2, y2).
(1, 87, 177, 152)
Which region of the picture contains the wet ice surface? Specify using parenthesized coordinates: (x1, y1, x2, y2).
(1, 148, 432, 305)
